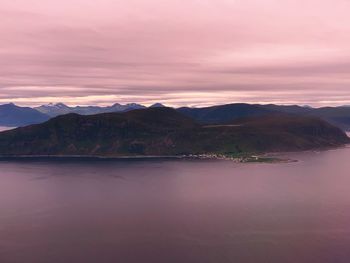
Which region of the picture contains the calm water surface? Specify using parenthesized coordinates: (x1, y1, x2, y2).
(1, 147, 350, 263)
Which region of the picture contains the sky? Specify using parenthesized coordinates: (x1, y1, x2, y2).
(1, 0, 350, 107)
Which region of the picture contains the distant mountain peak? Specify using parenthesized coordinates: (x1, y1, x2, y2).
(55, 103, 68, 108)
(41, 102, 68, 108)
(1, 102, 17, 107)
(126, 103, 143, 107)
(150, 103, 165, 108)
(0, 103, 49, 127)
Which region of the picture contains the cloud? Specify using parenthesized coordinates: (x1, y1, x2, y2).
(1, 0, 350, 106)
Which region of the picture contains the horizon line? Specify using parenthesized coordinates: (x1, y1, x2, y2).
(1, 101, 349, 109)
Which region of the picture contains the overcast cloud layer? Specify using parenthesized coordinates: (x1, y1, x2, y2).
(1, 0, 350, 106)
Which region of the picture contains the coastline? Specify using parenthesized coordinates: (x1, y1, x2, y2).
(0, 153, 297, 163)
(3, 144, 349, 163)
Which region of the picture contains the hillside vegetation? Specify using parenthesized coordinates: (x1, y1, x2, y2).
(0, 108, 348, 156)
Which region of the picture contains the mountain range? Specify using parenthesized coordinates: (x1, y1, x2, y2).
(178, 104, 350, 130)
(0, 102, 164, 127)
(35, 102, 152, 117)
(1, 102, 350, 131)
(0, 107, 347, 157)
(0, 103, 50, 127)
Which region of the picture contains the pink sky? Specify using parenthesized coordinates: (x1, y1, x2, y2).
(1, 0, 350, 107)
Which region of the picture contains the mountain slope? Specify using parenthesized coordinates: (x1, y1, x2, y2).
(178, 103, 276, 124)
(0, 108, 347, 156)
(309, 107, 350, 130)
(0, 103, 50, 127)
(5, 102, 350, 131)
(178, 103, 350, 130)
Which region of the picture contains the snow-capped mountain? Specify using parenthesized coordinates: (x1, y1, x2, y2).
(150, 103, 166, 108)
(35, 103, 147, 117)
(35, 103, 71, 117)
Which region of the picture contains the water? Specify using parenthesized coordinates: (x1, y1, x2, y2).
(1, 147, 350, 263)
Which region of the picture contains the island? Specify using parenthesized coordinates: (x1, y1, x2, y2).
(0, 107, 348, 161)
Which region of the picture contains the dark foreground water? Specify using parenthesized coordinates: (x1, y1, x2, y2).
(1, 147, 350, 263)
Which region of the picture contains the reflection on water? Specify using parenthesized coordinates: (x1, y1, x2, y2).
(1, 147, 350, 263)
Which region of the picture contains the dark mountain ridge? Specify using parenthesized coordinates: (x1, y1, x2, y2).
(177, 103, 275, 124)
(0, 108, 347, 157)
(178, 103, 350, 130)
(2, 101, 350, 132)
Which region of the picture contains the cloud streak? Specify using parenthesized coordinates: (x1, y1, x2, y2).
(1, 0, 350, 106)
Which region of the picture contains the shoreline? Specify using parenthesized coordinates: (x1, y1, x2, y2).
(3, 144, 349, 163)
(0, 153, 297, 163)
(0, 143, 347, 164)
